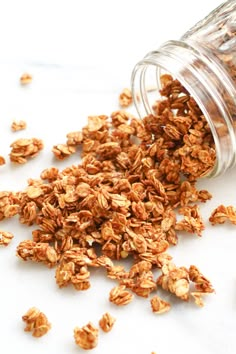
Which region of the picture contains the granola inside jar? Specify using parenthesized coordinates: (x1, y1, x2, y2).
(131, 0, 236, 177)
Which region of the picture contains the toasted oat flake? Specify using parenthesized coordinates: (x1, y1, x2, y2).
(99, 312, 116, 333)
(22, 307, 51, 337)
(74, 322, 98, 350)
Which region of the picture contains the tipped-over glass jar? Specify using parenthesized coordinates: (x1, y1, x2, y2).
(131, 0, 236, 177)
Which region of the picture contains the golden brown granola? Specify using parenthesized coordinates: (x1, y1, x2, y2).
(22, 307, 51, 337)
(74, 322, 98, 350)
(109, 285, 134, 306)
(0, 74, 216, 330)
(20, 73, 32, 85)
(0, 155, 6, 165)
(189, 265, 214, 293)
(9, 138, 43, 164)
(209, 205, 236, 225)
(0, 231, 14, 246)
(99, 312, 116, 333)
(175, 205, 204, 236)
(119, 88, 133, 108)
(157, 262, 190, 301)
(150, 295, 171, 314)
(11, 120, 27, 131)
(52, 144, 76, 160)
(190, 292, 209, 307)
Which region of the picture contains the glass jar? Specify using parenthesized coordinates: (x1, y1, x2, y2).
(131, 0, 236, 177)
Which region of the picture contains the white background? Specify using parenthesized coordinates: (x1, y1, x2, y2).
(0, 1, 235, 354)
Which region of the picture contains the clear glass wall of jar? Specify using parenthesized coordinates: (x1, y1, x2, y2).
(131, 0, 236, 177)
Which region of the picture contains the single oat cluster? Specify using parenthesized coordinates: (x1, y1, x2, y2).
(74, 322, 98, 350)
(9, 137, 43, 164)
(11, 120, 27, 132)
(119, 88, 133, 107)
(22, 307, 51, 338)
(150, 295, 171, 314)
(99, 312, 116, 333)
(209, 205, 236, 225)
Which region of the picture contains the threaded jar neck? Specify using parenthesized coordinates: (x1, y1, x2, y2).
(131, 40, 236, 177)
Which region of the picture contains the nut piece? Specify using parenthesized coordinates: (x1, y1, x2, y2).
(74, 322, 98, 350)
(109, 285, 134, 306)
(99, 312, 116, 333)
(150, 295, 171, 314)
(11, 120, 27, 131)
(22, 307, 51, 337)
(119, 88, 133, 107)
(20, 73, 32, 85)
(0, 231, 14, 246)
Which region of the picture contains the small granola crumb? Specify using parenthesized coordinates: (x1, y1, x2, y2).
(20, 73, 32, 85)
(74, 322, 98, 350)
(191, 292, 206, 307)
(119, 88, 133, 107)
(99, 312, 116, 332)
(22, 307, 51, 337)
(11, 120, 27, 132)
(0, 231, 14, 246)
(0, 156, 6, 165)
(150, 295, 171, 314)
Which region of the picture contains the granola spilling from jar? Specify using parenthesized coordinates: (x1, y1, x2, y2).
(0, 75, 216, 317)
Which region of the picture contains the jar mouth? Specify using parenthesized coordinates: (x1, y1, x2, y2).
(131, 40, 236, 178)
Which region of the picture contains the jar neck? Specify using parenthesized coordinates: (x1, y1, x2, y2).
(131, 40, 236, 177)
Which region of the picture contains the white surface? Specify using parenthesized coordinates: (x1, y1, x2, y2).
(0, 1, 234, 354)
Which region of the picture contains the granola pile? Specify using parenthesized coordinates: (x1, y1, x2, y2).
(0, 75, 217, 317)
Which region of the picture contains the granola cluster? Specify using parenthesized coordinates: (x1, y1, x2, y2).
(74, 312, 116, 349)
(9, 138, 44, 164)
(11, 120, 27, 132)
(209, 205, 236, 225)
(74, 322, 98, 350)
(22, 307, 51, 338)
